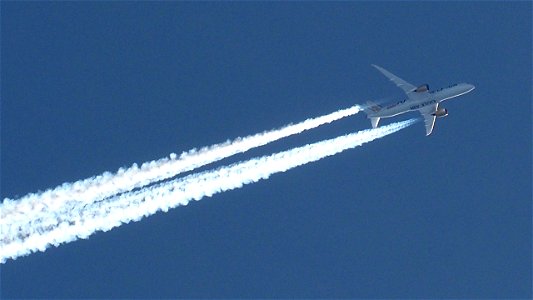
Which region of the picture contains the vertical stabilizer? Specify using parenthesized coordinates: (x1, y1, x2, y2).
(363, 100, 382, 128)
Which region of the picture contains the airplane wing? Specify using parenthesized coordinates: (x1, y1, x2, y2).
(419, 103, 438, 136)
(372, 64, 416, 95)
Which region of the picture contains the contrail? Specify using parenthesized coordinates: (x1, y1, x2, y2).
(1, 105, 360, 222)
(0, 119, 416, 263)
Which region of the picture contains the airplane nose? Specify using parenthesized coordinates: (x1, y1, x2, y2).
(464, 83, 475, 92)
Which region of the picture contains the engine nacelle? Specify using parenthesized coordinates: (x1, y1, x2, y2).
(432, 108, 448, 118)
(414, 84, 429, 93)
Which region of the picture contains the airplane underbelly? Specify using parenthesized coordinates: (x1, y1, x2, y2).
(378, 104, 411, 118)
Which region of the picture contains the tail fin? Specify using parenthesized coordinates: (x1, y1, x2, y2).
(363, 101, 382, 128)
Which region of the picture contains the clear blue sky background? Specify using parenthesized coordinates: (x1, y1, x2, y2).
(1, 2, 531, 298)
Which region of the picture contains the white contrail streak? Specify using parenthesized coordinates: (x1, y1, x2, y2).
(1, 105, 360, 222)
(0, 119, 416, 263)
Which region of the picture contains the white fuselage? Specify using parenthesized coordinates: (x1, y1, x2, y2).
(370, 83, 475, 118)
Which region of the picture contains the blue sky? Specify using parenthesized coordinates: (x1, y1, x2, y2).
(1, 2, 531, 298)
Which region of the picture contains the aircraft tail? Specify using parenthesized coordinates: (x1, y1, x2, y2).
(370, 117, 380, 128)
(363, 101, 382, 128)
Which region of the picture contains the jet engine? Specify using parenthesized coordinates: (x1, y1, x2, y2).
(414, 84, 429, 93)
(432, 108, 448, 118)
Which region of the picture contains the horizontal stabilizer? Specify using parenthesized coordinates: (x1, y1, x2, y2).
(370, 117, 380, 128)
(363, 100, 383, 114)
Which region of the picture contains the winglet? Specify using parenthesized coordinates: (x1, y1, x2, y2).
(422, 114, 436, 136)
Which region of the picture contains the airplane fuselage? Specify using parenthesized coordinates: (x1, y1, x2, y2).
(368, 83, 475, 118)
(366, 64, 475, 135)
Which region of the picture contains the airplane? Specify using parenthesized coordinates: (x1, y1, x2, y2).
(364, 64, 475, 136)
